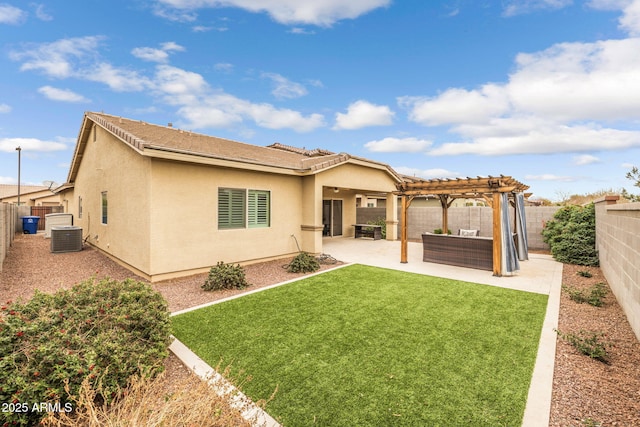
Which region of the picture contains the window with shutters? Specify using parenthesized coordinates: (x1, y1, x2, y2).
(218, 188, 246, 229)
(248, 190, 270, 228)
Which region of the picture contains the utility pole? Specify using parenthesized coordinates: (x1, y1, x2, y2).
(15, 146, 21, 206)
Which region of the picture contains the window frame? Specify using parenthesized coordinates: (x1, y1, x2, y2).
(101, 191, 108, 225)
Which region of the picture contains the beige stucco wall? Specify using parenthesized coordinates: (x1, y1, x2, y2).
(67, 124, 152, 276)
(147, 159, 303, 279)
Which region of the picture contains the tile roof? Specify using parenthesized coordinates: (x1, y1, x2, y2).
(78, 112, 402, 181)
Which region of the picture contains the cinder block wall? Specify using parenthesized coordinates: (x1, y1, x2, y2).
(356, 205, 558, 250)
(595, 197, 640, 340)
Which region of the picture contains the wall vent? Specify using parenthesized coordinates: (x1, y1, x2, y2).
(50, 226, 83, 253)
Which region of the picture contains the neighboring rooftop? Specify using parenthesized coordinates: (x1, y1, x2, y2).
(0, 184, 52, 199)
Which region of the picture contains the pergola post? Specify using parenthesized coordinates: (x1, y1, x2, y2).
(439, 195, 449, 234)
(492, 192, 503, 276)
(400, 195, 409, 263)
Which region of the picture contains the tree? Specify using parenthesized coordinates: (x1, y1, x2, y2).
(621, 166, 640, 202)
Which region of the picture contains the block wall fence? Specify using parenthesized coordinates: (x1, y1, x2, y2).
(595, 196, 640, 340)
(357, 205, 560, 250)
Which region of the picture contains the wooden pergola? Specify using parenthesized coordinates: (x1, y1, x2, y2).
(395, 175, 530, 276)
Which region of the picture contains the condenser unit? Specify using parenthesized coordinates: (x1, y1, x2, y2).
(50, 226, 83, 253)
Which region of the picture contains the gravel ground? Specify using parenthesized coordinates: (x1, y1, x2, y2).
(2, 233, 639, 425)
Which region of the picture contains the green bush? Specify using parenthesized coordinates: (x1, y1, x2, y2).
(287, 252, 320, 273)
(433, 228, 452, 235)
(0, 278, 171, 426)
(542, 203, 599, 266)
(367, 218, 387, 239)
(556, 329, 610, 363)
(202, 262, 248, 291)
(577, 270, 593, 278)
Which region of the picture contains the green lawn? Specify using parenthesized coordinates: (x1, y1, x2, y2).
(171, 264, 548, 426)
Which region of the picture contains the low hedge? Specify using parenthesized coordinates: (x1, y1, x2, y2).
(0, 278, 172, 426)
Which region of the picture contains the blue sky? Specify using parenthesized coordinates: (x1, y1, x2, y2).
(1, 0, 639, 201)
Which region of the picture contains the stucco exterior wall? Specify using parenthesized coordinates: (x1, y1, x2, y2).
(147, 160, 303, 279)
(68, 125, 152, 276)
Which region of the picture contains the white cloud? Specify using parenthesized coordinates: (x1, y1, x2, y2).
(11, 37, 326, 133)
(0, 3, 26, 24)
(0, 137, 67, 152)
(525, 174, 576, 182)
(502, 0, 573, 16)
(132, 42, 185, 63)
(33, 4, 53, 21)
(155, 0, 391, 26)
(214, 62, 234, 73)
(364, 137, 431, 153)
(393, 166, 460, 179)
(154, 65, 325, 132)
(0, 103, 11, 113)
(261, 72, 308, 99)
(399, 84, 509, 126)
(289, 27, 316, 34)
(38, 86, 90, 103)
(429, 121, 640, 155)
(82, 63, 152, 92)
(10, 36, 104, 78)
(334, 100, 394, 130)
(573, 154, 601, 165)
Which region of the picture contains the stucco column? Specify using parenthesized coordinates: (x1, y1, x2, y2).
(300, 176, 323, 254)
(385, 192, 398, 240)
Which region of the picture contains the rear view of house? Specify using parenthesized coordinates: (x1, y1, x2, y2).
(58, 112, 401, 281)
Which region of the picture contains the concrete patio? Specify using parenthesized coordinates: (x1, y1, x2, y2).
(322, 237, 563, 427)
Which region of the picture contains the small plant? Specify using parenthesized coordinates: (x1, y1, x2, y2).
(287, 252, 320, 273)
(202, 262, 248, 291)
(582, 418, 602, 427)
(433, 228, 452, 235)
(577, 270, 593, 278)
(556, 329, 610, 363)
(563, 282, 608, 307)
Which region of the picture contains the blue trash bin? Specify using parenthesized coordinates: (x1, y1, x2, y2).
(22, 216, 40, 234)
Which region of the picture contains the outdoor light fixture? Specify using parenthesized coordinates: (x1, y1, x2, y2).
(333, 187, 339, 193)
(15, 146, 21, 206)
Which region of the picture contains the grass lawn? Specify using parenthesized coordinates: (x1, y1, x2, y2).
(171, 264, 548, 426)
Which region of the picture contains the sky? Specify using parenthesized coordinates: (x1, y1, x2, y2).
(1, 0, 640, 201)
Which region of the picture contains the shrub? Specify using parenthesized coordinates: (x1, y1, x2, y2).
(0, 278, 171, 426)
(287, 252, 320, 273)
(542, 203, 599, 266)
(563, 282, 608, 307)
(577, 270, 593, 278)
(367, 218, 387, 239)
(433, 228, 452, 235)
(202, 262, 248, 291)
(556, 329, 610, 363)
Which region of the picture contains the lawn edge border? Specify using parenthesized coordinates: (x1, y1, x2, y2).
(169, 337, 281, 427)
(521, 259, 563, 427)
(170, 262, 353, 317)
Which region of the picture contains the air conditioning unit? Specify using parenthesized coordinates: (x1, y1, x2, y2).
(50, 226, 83, 253)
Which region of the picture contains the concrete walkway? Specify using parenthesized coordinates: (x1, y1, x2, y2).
(322, 237, 563, 427)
